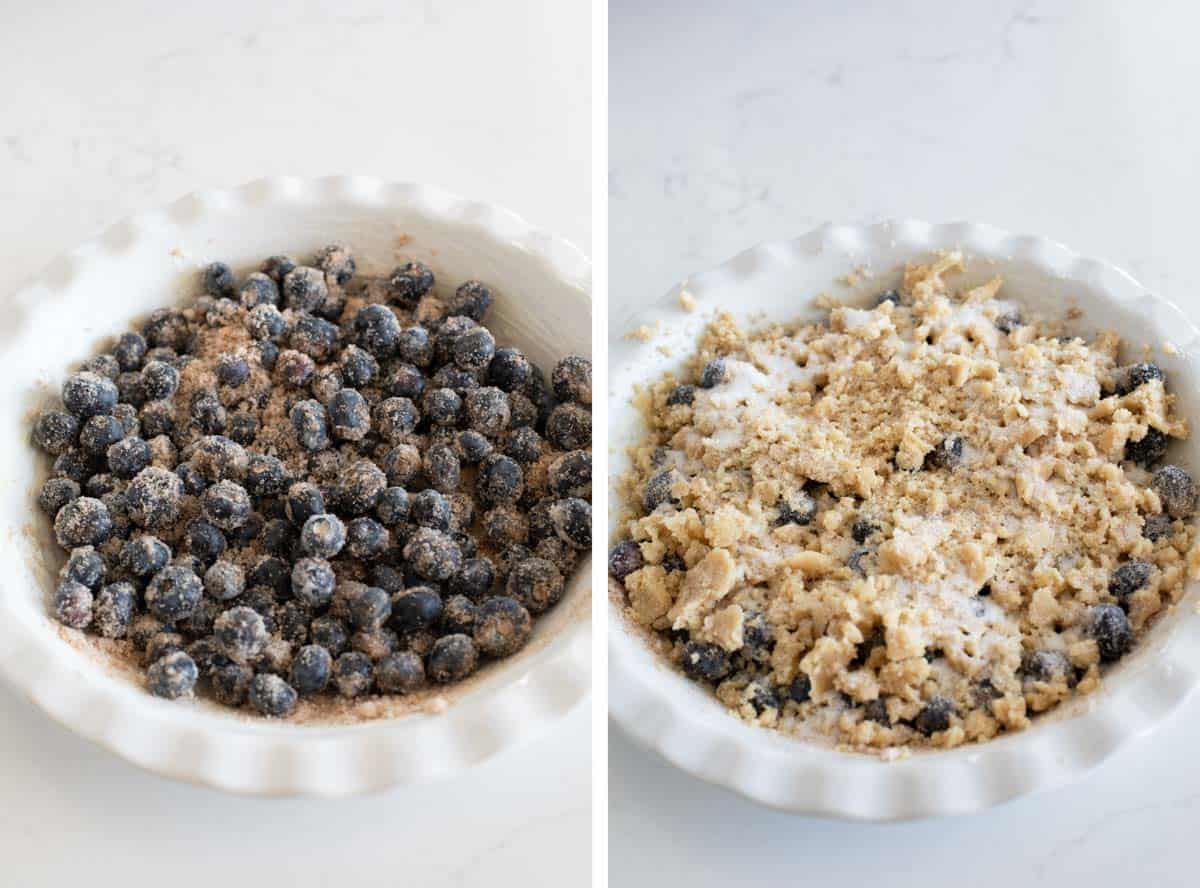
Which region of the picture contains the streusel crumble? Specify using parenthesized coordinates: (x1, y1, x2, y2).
(612, 252, 1200, 750)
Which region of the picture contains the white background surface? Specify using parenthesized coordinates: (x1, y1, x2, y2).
(0, 2, 590, 887)
(610, 1, 1200, 885)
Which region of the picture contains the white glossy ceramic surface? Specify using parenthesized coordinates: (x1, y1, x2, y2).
(609, 219, 1200, 820)
(0, 176, 591, 797)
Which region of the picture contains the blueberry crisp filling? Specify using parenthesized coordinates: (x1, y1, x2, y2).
(35, 245, 592, 718)
(613, 252, 1199, 751)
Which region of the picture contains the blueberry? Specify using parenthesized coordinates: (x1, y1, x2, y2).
(145, 565, 202, 622)
(472, 596, 531, 658)
(301, 513, 347, 558)
(244, 453, 288, 497)
(80, 353, 119, 382)
(874, 289, 901, 306)
(186, 519, 226, 564)
(189, 435, 249, 482)
(208, 662, 251, 706)
(386, 363, 427, 402)
(397, 326, 434, 368)
(200, 480, 251, 531)
(285, 481, 326, 526)
(214, 606, 269, 663)
(276, 349, 316, 388)
(551, 355, 591, 406)
(143, 308, 191, 350)
(354, 303, 401, 357)
(505, 557, 563, 615)
(788, 673, 812, 703)
(197, 558, 243, 602)
(421, 388, 462, 428)
(248, 673, 298, 717)
(411, 489, 452, 531)
(379, 443, 422, 487)
(311, 615, 350, 656)
(114, 332, 148, 371)
(290, 399, 330, 451)
(741, 611, 774, 663)
(1153, 465, 1195, 518)
(1143, 512, 1173, 542)
(699, 359, 727, 389)
(427, 634, 478, 683)
(62, 371, 118, 418)
(328, 388, 369, 444)
(374, 651, 424, 694)
(545, 403, 591, 450)
(315, 243, 355, 285)
(1109, 560, 1153, 600)
(147, 651, 199, 700)
(1126, 427, 1169, 467)
(503, 426, 543, 464)
(138, 400, 175, 439)
(926, 435, 964, 470)
(440, 594, 477, 635)
(202, 261, 236, 297)
(121, 535, 171, 577)
(847, 547, 873, 576)
(339, 459, 387, 515)
(372, 486, 410, 527)
(453, 327, 496, 373)
(666, 385, 695, 407)
(60, 546, 105, 588)
(52, 448, 97, 484)
(282, 266, 328, 313)
(53, 496, 112, 548)
(483, 505, 528, 547)
(140, 359, 180, 401)
(214, 353, 250, 387)
(449, 558, 497, 599)
(443, 280, 490, 321)
(287, 644, 332, 695)
(92, 582, 136, 639)
(995, 312, 1023, 334)
(247, 555, 291, 595)
(111, 403, 140, 437)
(403, 528, 463, 582)
(387, 261, 435, 307)
(642, 470, 680, 512)
(39, 478, 80, 516)
(464, 387, 511, 436)
(488, 348, 531, 392)
(78, 414, 123, 458)
(747, 681, 781, 714)
(546, 450, 593, 499)
(32, 410, 79, 455)
(246, 303, 289, 343)
(261, 254, 297, 283)
(863, 698, 890, 725)
(1087, 603, 1133, 662)
(549, 498, 590, 549)
(237, 271, 279, 309)
(189, 390, 226, 434)
(391, 587, 444, 634)
(681, 641, 729, 682)
(914, 696, 955, 736)
(608, 541, 643, 581)
(477, 454, 524, 506)
(52, 579, 93, 629)
(1116, 362, 1164, 396)
(776, 492, 816, 526)
(106, 436, 150, 479)
(290, 313, 340, 362)
(851, 519, 878, 544)
(346, 517, 389, 560)
(1021, 649, 1072, 683)
(334, 651, 374, 697)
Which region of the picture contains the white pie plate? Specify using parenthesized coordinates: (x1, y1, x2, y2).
(0, 176, 591, 796)
(608, 220, 1200, 820)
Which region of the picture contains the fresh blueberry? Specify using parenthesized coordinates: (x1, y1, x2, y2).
(473, 596, 531, 657)
(186, 519, 226, 564)
(666, 385, 695, 407)
(549, 498, 590, 549)
(140, 360, 180, 401)
(608, 541, 643, 581)
(681, 641, 729, 683)
(106, 436, 150, 478)
(551, 355, 591, 406)
(449, 557, 497, 600)
(93, 582, 136, 638)
(505, 557, 563, 615)
(1126, 427, 1170, 467)
(200, 480, 251, 531)
(333, 651, 374, 697)
(147, 651, 199, 700)
(289, 644, 333, 695)
(427, 634, 478, 683)
(1021, 649, 1072, 683)
(62, 371, 118, 418)
(189, 390, 226, 434)
(53, 496, 112, 548)
(60, 545, 105, 588)
(376, 651, 425, 694)
(1086, 603, 1133, 661)
(1116, 362, 1164, 396)
(211, 663, 253, 706)
(913, 696, 955, 736)
(52, 579, 93, 629)
(338, 459, 387, 515)
(121, 534, 171, 577)
(290, 399, 330, 451)
(145, 565, 202, 622)
(789, 672, 812, 702)
(699, 358, 727, 389)
(285, 482, 326, 526)
(202, 261, 236, 297)
(464, 387, 511, 436)
(545, 403, 591, 450)
(214, 606, 269, 663)
(488, 348, 531, 392)
(423, 443, 461, 493)
(311, 615, 350, 656)
(301, 513, 346, 558)
(477, 454, 524, 506)
(354, 303, 401, 357)
(32, 410, 79, 455)
(248, 673, 298, 717)
(642, 470, 680, 512)
(422, 388, 462, 428)
(391, 587, 444, 634)
(346, 517, 389, 560)
(402, 528, 463, 582)
(453, 327, 496, 372)
(1153, 465, 1195, 518)
(39, 478, 80, 516)
(1109, 560, 1153, 600)
(282, 266, 328, 313)
(1143, 512, 1173, 541)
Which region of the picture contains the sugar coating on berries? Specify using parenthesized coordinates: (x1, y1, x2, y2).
(30, 250, 589, 720)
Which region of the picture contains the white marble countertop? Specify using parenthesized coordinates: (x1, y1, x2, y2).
(610, 1, 1200, 884)
(0, 2, 589, 886)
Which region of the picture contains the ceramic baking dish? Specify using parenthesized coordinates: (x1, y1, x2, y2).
(608, 219, 1200, 819)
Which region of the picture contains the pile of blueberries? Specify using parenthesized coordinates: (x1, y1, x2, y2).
(33, 246, 592, 717)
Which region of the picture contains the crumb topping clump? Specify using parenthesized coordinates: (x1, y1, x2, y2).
(34, 247, 592, 719)
(614, 252, 1199, 750)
